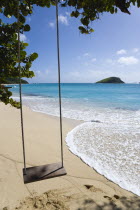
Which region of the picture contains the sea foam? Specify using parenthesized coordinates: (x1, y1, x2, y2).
(66, 122, 140, 196)
(12, 94, 140, 195)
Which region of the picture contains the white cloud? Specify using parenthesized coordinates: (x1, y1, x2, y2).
(58, 14, 68, 25)
(83, 53, 90, 57)
(64, 69, 113, 83)
(34, 69, 50, 82)
(35, 70, 49, 75)
(65, 12, 70, 16)
(116, 49, 127, 55)
(91, 58, 96, 62)
(106, 59, 115, 65)
(118, 56, 139, 65)
(133, 48, 139, 53)
(49, 14, 69, 28)
(27, 17, 31, 22)
(20, 34, 27, 42)
(49, 22, 55, 28)
(35, 70, 41, 75)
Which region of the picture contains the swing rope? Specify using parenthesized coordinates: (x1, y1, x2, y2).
(18, 0, 64, 174)
(56, 0, 64, 168)
(17, 0, 27, 174)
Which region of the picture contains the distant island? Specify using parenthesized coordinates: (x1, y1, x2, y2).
(96, 77, 124, 84)
(2, 78, 28, 84)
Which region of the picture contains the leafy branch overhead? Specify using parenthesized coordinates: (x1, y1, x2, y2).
(1, 1, 139, 34)
(61, 0, 138, 34)
(0, 0, 140, 107)
(0, 0, 38, 107)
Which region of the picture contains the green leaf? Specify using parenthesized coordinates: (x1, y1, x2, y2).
(30, 53, 38, 61)
(19, 15, 26, 24)
(24, 24, 30, 31)
(23, 43, 29, 47)
(81, 17, 90, 26)
(71, 11, 79, 18)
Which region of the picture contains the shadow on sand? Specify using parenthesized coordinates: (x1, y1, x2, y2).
(77, 196, 140, 210)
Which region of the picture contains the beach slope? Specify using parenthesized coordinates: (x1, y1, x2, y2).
(0, 103, 139, 209)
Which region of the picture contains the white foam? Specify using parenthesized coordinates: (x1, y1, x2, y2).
(12, 95, 140, 125)
(66, 122, 140, 196)
(12, 94, 140, 195)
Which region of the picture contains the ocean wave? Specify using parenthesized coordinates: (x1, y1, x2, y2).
(66, 122, 140, 196)
(12, 95, 140, 125)
(10, 84, 140, 196)
(11, 93, 140, 196)
(115, 107, 139, 111)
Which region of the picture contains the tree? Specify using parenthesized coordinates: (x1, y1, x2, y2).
(0, 0, 38, 107)
(61, 0, 140, 34)
(0, 0, 140, 107)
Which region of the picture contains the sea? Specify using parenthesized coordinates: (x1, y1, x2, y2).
(10, 83, 140, 196)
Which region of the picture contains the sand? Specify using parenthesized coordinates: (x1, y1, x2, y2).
(0, 103, 139, 210)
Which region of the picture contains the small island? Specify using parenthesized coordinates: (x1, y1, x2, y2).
(2, 78, 28, 84)
(96, 77, 124, 84)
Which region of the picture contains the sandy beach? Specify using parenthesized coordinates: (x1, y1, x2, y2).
(0, 102, 139, 210)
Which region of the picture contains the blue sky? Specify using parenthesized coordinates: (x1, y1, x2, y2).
(3, 4, 140, 83)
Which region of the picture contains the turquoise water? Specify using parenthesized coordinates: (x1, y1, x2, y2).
(11, 83, 140, 111)
(11, 83, 140, 196)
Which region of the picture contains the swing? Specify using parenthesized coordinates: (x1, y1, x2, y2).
(17, 0, 67, 184)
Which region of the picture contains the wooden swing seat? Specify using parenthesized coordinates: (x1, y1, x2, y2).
(23, 162, 67, 184)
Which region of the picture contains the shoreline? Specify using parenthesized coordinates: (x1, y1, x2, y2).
(17, 104, 140, 197)
(0, 102, 139, 209)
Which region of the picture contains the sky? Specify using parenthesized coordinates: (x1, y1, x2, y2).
(2, 4, 140, 83)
